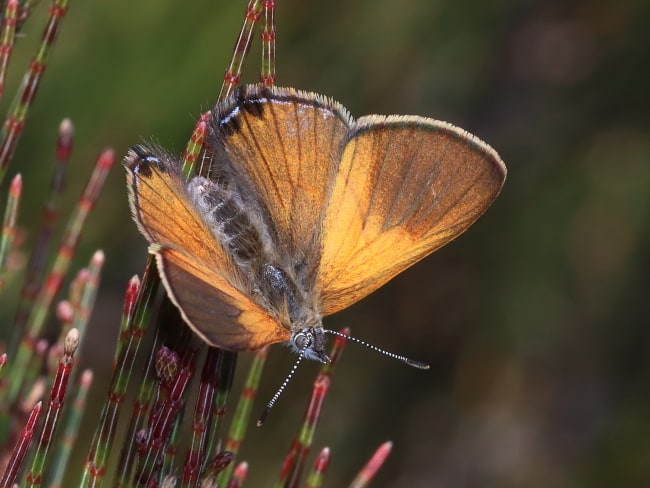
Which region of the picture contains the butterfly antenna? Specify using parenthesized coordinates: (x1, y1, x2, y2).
(257, 352, 304, 426)
(324, 329, 430, 370)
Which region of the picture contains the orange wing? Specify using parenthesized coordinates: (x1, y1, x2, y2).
(125, 146, 290, 350)
(316, 116, 506, 315)
(153, 245, 290, 350)
(209, 85, 353, 260)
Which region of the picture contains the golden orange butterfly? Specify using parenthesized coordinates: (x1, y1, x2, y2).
(125, 84, 506, 366)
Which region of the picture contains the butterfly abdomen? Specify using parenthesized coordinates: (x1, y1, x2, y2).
(186, 175, 319, 331)
(187, 176, 271, 268)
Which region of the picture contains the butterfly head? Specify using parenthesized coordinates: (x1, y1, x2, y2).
(290, 326, 330, 364)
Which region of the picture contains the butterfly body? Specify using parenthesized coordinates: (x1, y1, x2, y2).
(187, 174, 322, 334)
(125, 84, 506, 363)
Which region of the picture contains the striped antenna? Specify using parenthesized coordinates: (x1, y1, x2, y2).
(257, 352, 304, 426)
(324, 329, 430, 370)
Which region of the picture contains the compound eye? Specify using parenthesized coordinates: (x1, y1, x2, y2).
(293, 330, 311, 351)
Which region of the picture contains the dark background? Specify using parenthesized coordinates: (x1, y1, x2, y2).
(1, 0, 649, 486)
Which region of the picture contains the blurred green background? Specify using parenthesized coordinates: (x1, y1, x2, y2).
(1, 0, 649, 486)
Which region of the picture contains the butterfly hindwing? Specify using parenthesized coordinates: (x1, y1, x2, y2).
(154, 245, 290, 350)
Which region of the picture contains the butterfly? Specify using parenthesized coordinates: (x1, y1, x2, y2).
(125, 84, 506, 366)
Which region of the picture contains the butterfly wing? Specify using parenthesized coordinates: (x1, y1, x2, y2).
(316, 116, 507, 315)
(125, 146, 290, 350)
(153, 245, 290, 350)
(208, 85, 353, 263)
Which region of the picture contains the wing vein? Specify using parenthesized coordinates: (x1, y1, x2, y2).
(403, 130, 450, 230)
(383, 127, 422, 229)
(240, 104, 288, 216)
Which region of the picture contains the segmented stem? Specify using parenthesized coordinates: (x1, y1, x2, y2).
(133, 348, 197, 486)
(6, 149, 113, 405)
(0, 0, 18, 102)
(83, 272, 156, 487)
(25, 329, 79, 488)
(9, 118, 73, 359)
(0, 173, 21, 283)
(202, 350, 237, 472)
(0, 401, 42, 487)
(216, 346, 269, 485)
(181, 348, 224, 488)
(218, 0, 264, 101)
(181, 118, 207, 180)
(0, 0, 70, 183)
(47, 369, 93, 488)
(69, 250, 103, 347)
(259, 0, 276, 86)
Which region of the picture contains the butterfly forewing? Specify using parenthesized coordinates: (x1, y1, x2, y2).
(316, 116, 506, 315)
(209, 86, 353, 262)
(125, 147, 290, 350)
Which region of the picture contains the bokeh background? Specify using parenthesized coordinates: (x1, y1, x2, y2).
(1, 0, 648, 486)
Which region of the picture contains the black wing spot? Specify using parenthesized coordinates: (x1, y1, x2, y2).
(216, 109, 242, 137)
(240, 97, 265, 118)
(126, 144, 169, 177)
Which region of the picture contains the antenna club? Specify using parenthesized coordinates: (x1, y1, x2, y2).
(407, 359, 430, 370)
